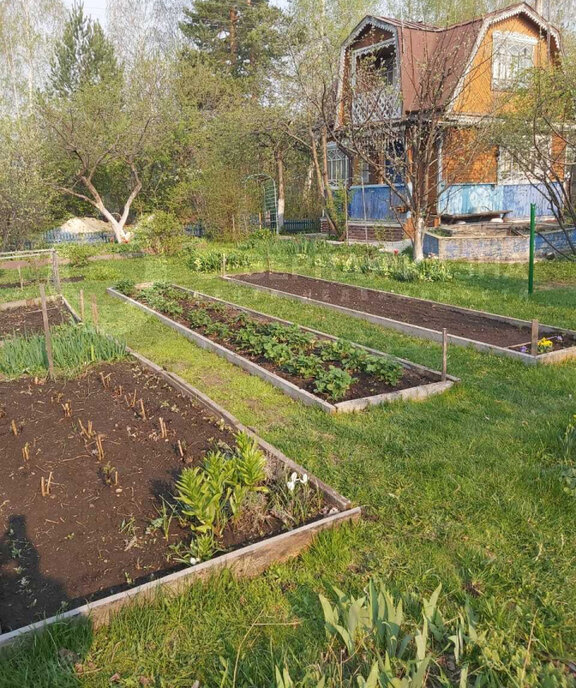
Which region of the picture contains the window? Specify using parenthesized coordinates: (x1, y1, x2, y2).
(498, 136, 549, 185)
(326, 143, 350, 187)
(492, 32, 536, 90)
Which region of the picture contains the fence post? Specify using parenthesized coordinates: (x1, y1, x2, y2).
(91, 295, 99, 330)
(39, 285, 55, 379)
(442, 328, 448, 381)
(79, 289, 85, 321)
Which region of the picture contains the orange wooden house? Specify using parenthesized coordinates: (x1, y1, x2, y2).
(325, 2, 564, 241)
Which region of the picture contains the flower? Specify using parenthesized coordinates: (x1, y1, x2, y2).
(301, 473, 308, 485)
(537, 337, 554, 353)
(287, 471, 307, 492)
(189, 556, 200, 566)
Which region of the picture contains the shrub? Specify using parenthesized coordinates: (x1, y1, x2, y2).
(185, 249, 252, 273)
(136, 211, 185, 256)
(114, 279, 136, 297)
(64, 244, 93, 268)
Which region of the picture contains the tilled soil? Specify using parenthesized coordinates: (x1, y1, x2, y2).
(233, 272, 575, 352)
(0, 301, 72, 339)
(132, 291, 440, 403)
(0, 361, 293, 632)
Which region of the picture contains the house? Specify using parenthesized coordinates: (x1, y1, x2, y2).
(323, 2, 565, 244)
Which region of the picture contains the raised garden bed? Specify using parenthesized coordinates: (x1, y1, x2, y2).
(0, 295, 77, 341)
(0, 276, 83, 291)
(0, 349, 357, 647)
(108, 283, 456, 413)
(227, 272, 576, 366)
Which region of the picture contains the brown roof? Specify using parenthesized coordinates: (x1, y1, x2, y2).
(344, 2, 560, 115)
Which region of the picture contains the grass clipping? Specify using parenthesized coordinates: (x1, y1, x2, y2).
(0, 324, 127, 378)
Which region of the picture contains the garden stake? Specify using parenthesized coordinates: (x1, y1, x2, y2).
(41, 472, 53, 497)
(39, 284, 55, 379)
(96, 434, 105, 461)
(18, 267, 23, 290)
(442, 328, 448, 381)
(221, 254, 227, 276)
(51, 249, 61, 293)
(531, 320, 539, 357)
(79, 289, 85, 321)
(91, 296, 99, 330)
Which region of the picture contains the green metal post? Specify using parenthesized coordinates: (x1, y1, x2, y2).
(528, 203, 536, 295)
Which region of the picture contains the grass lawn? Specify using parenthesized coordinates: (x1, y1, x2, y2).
(0, 244, 575, 686)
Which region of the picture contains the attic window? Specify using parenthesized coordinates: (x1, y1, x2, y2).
(492, 31, 536, 90)
(326, 143, 350, 187)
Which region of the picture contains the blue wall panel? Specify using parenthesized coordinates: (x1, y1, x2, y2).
(438, 183, 560, 219)
(348, 185, 407, 221)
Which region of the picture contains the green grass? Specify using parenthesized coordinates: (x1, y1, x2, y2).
(0, 244, 575, 686)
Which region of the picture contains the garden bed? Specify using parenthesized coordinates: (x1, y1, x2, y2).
(0, 276, 83, 291)
(0, 352, 357, 646)
(108, 283, 456, 413)
(0, 295, 77, 340)
(228, 272, 576, 365)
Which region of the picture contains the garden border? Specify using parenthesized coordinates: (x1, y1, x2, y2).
(0, 294, 80, 344)
(107, 284, 457, 413)
(0, 348, 360, 649)
(224, 273, 576, 366)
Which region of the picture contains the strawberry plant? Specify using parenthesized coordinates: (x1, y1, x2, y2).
(314, 366, 356, 401)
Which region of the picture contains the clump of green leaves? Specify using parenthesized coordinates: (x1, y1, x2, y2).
(314, 366, 355, 401)
(135, 211, 185, 256)
(186, 249, 252, 273)
(114, 278, 136, 297)
(175, 432, 267, 538)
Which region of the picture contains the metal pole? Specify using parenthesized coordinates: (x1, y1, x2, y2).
(528, 203, 536, 295)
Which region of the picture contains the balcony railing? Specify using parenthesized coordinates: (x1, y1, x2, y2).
(352, 84, 402, 125)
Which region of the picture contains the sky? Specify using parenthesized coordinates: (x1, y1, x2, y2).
(64, 0, 289, 26)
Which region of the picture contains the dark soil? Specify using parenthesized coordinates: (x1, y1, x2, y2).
(234, 272, 576, 353)
(133, 290, 440, 403)
(0, 277, 84, 290)
(0, 300, 73, 339)
(0, 361, 306, 632)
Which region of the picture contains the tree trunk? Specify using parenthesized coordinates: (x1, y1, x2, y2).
(275, 149, 285, 234)
(413, 216, 425, 262)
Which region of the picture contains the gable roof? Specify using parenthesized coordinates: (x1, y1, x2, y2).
(339, 2, 561, 116)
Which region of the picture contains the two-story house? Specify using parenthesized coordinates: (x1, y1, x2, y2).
(324, 2, 564, 244)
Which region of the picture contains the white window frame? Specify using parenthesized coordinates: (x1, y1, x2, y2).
(326, 142, 350, 187)
(492, 31, 537, 90)
(498, 135, 550, 185)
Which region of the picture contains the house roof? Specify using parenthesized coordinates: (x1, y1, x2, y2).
(339, 2, 561, 115)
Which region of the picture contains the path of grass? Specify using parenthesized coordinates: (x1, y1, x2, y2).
(0, 247, 575, 686)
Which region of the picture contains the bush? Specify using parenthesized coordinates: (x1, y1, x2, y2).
(63, 244, 93, 268)
(114, 279, 136, 297)
(185, 249, 253, 273)
(136, 212, 185, 256)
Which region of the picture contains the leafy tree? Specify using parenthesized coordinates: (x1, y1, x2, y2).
(180, 0, 285, 88)
(40, 60, 176, 243)
(49, 1, 118, 97)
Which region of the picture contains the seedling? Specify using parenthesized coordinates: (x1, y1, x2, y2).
(102, 462, 119, 486)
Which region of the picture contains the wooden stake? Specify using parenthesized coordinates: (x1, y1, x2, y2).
(531, 319, 539, 357)
(221, 254, 227, 276)
(79, 289, 85, 321)
(39, 284, 55, 379)
(91, 295, 99, 330)
(51, 249, 61, 293)
(139, 398, 147, 420)
(442, 328, 448, 382)
(18, 267, 23, 290)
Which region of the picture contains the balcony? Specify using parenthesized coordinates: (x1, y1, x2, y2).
(352, 84, 402, 125)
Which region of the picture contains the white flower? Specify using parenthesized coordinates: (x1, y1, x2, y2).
(190, 556, 200, 565)
(301, 474, 308, 485)
(287, 480, 296, 492)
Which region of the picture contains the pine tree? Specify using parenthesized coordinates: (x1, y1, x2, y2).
(180, 0, 284, 82)
(49, 1, 119, 97)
